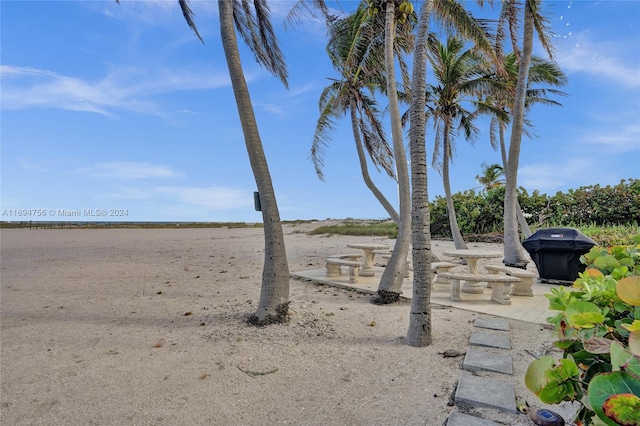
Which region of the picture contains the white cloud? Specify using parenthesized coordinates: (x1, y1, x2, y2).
(103, 184, 253, 211)
(581, 123, 640, 152)
(17, 158, 55, 173)
(288, 82, 317, 98)
(0, 65, 230, 117)
(104, 187, 155, 199)
(556, 32, 640, 89)
(518, 156, 624, 195)
(99, 0, 208, 24)
(156, 186, 253, 210)
(259, 103, 286, 116)
(78, 161, 182, 179)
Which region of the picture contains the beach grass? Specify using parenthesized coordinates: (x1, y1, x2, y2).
(308, 220, 398, 238)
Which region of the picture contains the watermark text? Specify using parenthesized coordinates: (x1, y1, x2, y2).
(2, 208, 129, 218)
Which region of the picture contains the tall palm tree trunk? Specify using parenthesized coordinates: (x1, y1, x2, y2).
(500, 123, 533, 239)
(503, 0, 533, 267)
(406, 0, 434, 347)
(442, 120, 467, 249)
(499, 123, 508, 167)
(219, 0, 290, 323)
(350, 102, 400, 225)
(375, 0, 412, 303)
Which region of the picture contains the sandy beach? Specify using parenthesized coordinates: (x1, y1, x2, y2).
(1, 222, 569, 425)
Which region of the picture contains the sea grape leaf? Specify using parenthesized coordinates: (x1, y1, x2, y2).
(602, 393, 640, 426)
(565, 302, 604, 329)
(620, 258, 635, 268)
(544, 358, 579, 383)
(539, 380, 577, 404)
(566, 304, 605, 329)
(629, 331, 640, 358)
(622, 320, 640, 333)
(588, 372, 640, 426)
(525, 356, 555, 394)
(586, 268, 605, 278)
(594, 255, 621, 271)
(617, 276, 640, 306)
(554, 339, 575, 350)
(583, 337, 614, 354)
(610, 341, 640, 376)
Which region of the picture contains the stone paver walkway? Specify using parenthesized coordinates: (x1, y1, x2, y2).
(290, 266, 565, 424)
(449, 317, 517, 424)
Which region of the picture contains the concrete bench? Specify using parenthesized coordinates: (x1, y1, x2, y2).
(484, 265, 537, 297)
(438, 272, 521, 305)
(431, 262, 457, 285)
(325, 255, 363, 283)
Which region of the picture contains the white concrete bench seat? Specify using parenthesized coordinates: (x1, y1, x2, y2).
(430, 262, 457, 285)
(325, 254, 364, 283)
(484, 265, 537, 297)
(437, 272, 521, 305)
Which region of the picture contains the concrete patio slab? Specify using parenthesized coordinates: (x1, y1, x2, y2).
(473, 317, 510, 331)
(291, 266, 560, 325)
(469, 330, 511, 349)
(455, 374, 517, 413)
(446, 411, 501, 426)
(463, 347, 513, 375)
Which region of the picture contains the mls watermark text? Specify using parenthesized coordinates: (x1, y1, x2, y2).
(2, 209, 129, 218)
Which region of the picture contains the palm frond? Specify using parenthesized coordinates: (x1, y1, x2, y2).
(283, 0, 333, 31)
(178, 0, 204, 43)
(529, 0, 556, 60)
(233, 0, 288, 88)
(311, 89, 343, 181)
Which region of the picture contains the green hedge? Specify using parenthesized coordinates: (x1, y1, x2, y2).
(430, 178, 639, 238)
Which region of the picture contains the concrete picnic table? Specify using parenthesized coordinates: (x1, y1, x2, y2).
(442, 248, 503, 293)
(346, 242, 389, 277)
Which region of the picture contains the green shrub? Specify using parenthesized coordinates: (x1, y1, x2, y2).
(429, 179, 639, 240)
(525, 246, 640, 425)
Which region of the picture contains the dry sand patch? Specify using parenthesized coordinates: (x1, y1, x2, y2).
(1, 223, 566, 425)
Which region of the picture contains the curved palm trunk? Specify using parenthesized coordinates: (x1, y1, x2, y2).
(219, 0, 290, 324)
(499, 123, 508, 168)
(350, 102, 400, 225)
(406, 0, 433, 347)
(375, 0, 411, 303)
(500, 122, 533, 239)
(503, 1, 533, 267)
(442, 119, 468, 250)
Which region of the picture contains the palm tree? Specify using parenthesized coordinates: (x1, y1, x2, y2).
(176, 0, 291, 325)
(405, 0, 433, 347)
(498, 0, 556, 267)
(311, 4, 409, 225)
(476, 162, 505, 192)
(477, 51, 567, 238)
(426, 36, 490, 250)
(480, 53, 567, 169)
(406, 0, 498, 345)
(369, 0, 416, 304)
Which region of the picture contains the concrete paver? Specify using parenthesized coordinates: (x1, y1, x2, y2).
(291, 250, 565, 423)
(455, 374, 517, 413)
(473, 317, 510, 331)
(469, 330, 511, 349)
(463, 347, 513, 375)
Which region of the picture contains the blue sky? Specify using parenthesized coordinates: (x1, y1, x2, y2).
(2, 1, 639, 222)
